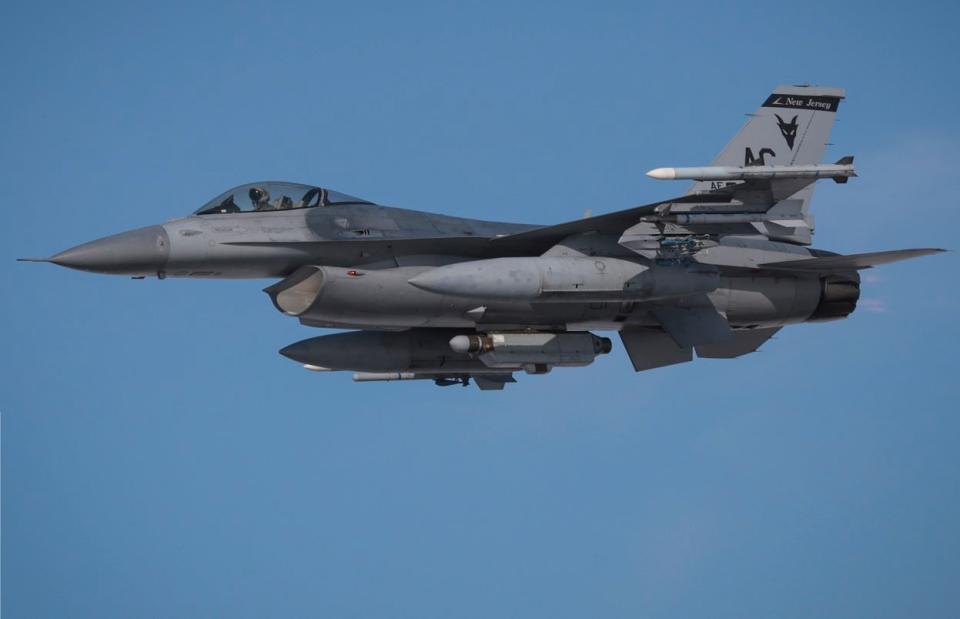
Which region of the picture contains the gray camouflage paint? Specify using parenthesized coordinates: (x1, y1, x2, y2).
(21, 85, 944, 389)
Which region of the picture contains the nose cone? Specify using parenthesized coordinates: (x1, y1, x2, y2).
(279, 341, 311, 364)
(49, 225, 169, 275)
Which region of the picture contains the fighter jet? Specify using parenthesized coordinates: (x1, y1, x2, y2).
(20, 85, 944, 389)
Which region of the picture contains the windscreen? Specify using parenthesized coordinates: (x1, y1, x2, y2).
(195, 182, 373, 215)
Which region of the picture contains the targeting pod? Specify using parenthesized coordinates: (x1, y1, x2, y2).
(449, 332, 612, 370)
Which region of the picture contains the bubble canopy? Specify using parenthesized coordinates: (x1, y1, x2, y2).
(194, 182, 373, 215)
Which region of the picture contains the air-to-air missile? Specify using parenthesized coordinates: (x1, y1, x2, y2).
(645, 160, 857, 182)
(20, 85, 945, 389)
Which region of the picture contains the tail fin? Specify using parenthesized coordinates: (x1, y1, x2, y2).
(699, 85, 844, 170)
(687, 85, 845, 243)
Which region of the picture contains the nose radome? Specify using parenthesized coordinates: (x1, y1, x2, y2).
(50, 225, 170, 275)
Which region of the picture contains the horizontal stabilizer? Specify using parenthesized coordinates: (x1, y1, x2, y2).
(620, 328, 692, 372)
(620, 325, 779, 372)
(652, 305, 733, 348)
(695, 328, 780, 359)
(760, 248, 945, 272)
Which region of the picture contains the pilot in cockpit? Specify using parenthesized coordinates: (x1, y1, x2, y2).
(251, 186, 299, 211)
(194, 183, 370, 216)
(250, 187, 273, 211)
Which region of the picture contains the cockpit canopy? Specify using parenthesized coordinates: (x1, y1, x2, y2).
(195, 182, 373, 215)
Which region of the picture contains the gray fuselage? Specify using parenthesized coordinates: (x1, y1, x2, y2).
(39, 200, 843, 334)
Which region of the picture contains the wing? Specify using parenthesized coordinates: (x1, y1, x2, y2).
(489, 176, 831, 255)
(489, 197, 683, 252)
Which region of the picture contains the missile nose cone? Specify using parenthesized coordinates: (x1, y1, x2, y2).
(645, 167, 676, 180)
(49, 225, 169, 275)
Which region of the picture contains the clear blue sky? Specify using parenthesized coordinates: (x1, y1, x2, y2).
(2, 1, 958, 617)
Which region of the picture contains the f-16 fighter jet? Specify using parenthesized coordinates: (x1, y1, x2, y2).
(21, 86, 944, 389)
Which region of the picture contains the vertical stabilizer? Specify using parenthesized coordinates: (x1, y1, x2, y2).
(697, 85, 843, 171)
(686, 85, 844, 244)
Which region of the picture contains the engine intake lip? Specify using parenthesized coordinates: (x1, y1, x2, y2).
(263, 265, 325, 316)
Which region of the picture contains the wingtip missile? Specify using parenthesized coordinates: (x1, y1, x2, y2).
(645, 167, 677, 180)
(645, 163, 857, 182)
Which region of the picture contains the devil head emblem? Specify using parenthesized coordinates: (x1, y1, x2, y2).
(775, 114, 799, 150)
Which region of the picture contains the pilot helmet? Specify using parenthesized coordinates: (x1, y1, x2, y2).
(249, 187, 268, 203)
